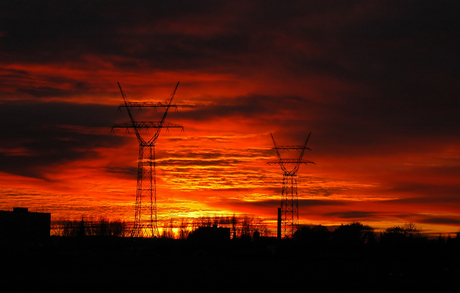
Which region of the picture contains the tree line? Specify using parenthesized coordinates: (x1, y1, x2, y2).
(53, 218, 128, 237)
(293, 222, 460, 246)
(51, 217, 460, 246)
(51, 214, 269, 239)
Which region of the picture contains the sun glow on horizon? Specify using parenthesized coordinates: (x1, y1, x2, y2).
(1, 1, 460, 236)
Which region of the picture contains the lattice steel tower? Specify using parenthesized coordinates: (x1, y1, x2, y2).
(268, 132, 315, 238)
(112, 82, 183, 237)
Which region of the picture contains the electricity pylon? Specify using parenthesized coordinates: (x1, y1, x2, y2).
(112, 82, 183, 237)
(267, 132, 315, 238)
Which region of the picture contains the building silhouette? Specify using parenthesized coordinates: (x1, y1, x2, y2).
(188, 224, 231, 244)
(0, 208, 50, 242)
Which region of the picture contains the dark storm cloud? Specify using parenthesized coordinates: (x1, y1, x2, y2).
(382, 182, 460, 201)
(160, 159, 243, 167)
(176, 88, 458, 159)
(419, 217, 460, 225)
(17, 86, 83, 98)
(0, 66, 99, 101)
(170, 82, 458, 162)
(177, 94, 308, 122)
(219, 198, 345, 210)
(324, 211, 377, 219)
(166, 136, 236, 143)
(299, 199, 346, 207)
(159, 148, 271, 161)
(0, 101, 118, 127)
(103, 167, 137, 177)
(286, 1, 460, 83)
(3, 0, 460, 138)
(0, 101, 124, 178)
(290, 2, 460, 152)
(386, 195, 460, 206)
(0, 1, 229, 69)
(296, 98, 459, 159)
(3, 1, 459, 76)
(308, 187, 347, 197)
(1, 0, 458, 167)
(1, 0, 458, 229)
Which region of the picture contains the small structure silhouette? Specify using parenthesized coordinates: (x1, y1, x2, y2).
(188, 224, 230, 244)
(0, 207, 50, 242)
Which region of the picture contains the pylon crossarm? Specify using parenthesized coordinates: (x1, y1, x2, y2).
(118, 82, 143, 143)
(298, 132, 311, 161)
(112, 121, 184, 129)
(270, 132, 282, 160)
(288, 165, 301, 176)
(271, 146, 312, 151)
(147, 82, 180, 145)
(119, 102, 178, 109)
(267, 160, 315, 165)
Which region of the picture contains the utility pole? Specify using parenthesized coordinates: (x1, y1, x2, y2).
(268, 132, 314, 238)
(112, 82, 183, 237)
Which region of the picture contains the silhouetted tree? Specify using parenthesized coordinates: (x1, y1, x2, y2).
(55, 218, 127, 237)
(212, 215, 220, 227)
(200, 216, 212, 228)
(253, 229, 260, 241)
(332, 222, 375, 246)
(94, 218, 109, 236)
(380, 223, 425, 245)
(294, 225, 331, 245)
(109, 220, 127, 237)
(178, 218, 189, 240)
(191, 217, 199, 232)
(161, 218, 175, 238)
(231, 214, 238, 239)
(76, 217, 86, 237)
(60, 220, 80, 237)
(240, 215, 253, 239)
(294, 225, 311, 242)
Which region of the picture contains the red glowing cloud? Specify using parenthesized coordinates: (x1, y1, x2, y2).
(1, 1, 459, 234)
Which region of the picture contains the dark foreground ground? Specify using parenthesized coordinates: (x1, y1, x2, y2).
(1, 237, 459, 292)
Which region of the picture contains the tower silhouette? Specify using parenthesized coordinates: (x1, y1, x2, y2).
(268, 132, 315, 238)
(112, 82, 183, 237)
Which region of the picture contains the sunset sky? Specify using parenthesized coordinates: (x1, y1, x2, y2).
(1, 1, 459, 234)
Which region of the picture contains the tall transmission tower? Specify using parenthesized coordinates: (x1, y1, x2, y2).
(267, 132, 315, 238)
(112, 82, 183, 237)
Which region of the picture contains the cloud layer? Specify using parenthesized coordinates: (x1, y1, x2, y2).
(1, 1, 459, 233)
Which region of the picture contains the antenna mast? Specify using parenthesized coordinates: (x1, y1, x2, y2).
(112, 82, 183, 237)
(267, 132, 315, 238)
